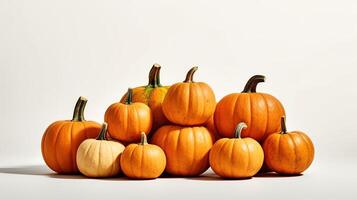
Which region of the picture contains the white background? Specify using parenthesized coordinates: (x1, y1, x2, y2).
(1, 0, 357, 199)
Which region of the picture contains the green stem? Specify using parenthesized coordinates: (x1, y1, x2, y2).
(281, 116, 287, 134)
(97, 123, 108, 140)
(140, 132, 148, 145)
(184, 66, 198, 83)
(72, 96, 87, 121)
(242, 75, 266, 93)
(234, 122, 247, 138)
(125, 88, 133, 104)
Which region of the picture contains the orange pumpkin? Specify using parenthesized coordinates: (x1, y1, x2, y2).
(41, 97, 101, 174)
(120, 132, 166, 179)
(263, 117, 314, 175)
(120, 64, 170, 131)
(105, 88, 153, 143)
(214, 75, 285, 142)
(151, 125, 213, 176)
(162, 67, 216, 126)
(209, 122, 264, 178)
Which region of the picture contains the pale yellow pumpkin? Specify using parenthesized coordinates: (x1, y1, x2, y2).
(76, 123, 125, 178)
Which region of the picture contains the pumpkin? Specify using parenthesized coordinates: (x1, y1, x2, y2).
(41, 97, 101, 174)
(263, 117, 314, 175)
(120, 64, 170, 131)
(120, 132, 166, 179)
(151, 125, 213, 176)
(105, 88, 153, 143)
(209, 122, 264, 178)
(76, 123, 125, 178)
(214, 75, 285, 142)
(162, 67, 216, 126)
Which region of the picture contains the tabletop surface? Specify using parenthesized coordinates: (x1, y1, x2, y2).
(0, 161, 356, 200)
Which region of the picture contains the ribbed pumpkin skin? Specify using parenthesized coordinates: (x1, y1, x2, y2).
(41, 120, 100, 173)
(162, 67, 216, 126)
(214, 93, 285, 142)
(151, 125, 213, 176)
(209, 137, 264, 178)
(120, 86, 169, 131)
(263, 131, 314, 175)
(76, 139, 125, 177)
(162, 82, 216, 126)
(104, 102, 152, 143)
(120, 137, 166, 179)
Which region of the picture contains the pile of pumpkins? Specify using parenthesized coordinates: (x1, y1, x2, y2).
(41, 64, 314, 179)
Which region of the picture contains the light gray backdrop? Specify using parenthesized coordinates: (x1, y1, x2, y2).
(0, 0, 356, 188)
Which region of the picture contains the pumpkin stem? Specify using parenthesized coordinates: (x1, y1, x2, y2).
(184, 66, 198, 83)
(148, 63, 162, 87)
(234, 122, 247, 138)
(97, 123, 108, 140)
(281, 116, 287, 134)
(72, 96, 87, 121)
(140, 132, 148, 145)
(242, 75, 266, 93)
(125, 88, 133, 104)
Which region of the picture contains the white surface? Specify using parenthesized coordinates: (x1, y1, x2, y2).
(0, 162, 356, 200)
(1, 0, 357, 199)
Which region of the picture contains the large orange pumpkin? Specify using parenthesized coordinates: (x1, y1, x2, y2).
(263, 117, 314, 175)
(151, 125, 213, 176)
(214, 75, 285, 142)
(105, 88, 153, 143)
(120, 64, 170, 131)
(120, 132, 166, 179)
(41, 97, 101, 174)
(162, 67, 216, 126)
(209, 122, 264, 178)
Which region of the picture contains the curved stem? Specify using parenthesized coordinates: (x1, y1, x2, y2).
(184, 66, 198, 83)
(72, 96, 87, 121)
(96, 123, 108, 140)
(234, 122, 247, 138)
(242, 75, 266, 93)
(148, 63, 161, 87)
(140, 132, 148, 145)
(125, 88, 133, 104)
(281, 116, 287, 134)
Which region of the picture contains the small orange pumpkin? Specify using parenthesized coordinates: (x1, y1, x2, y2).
(209, 122, 264, 179)
(120, 132, 166, 179)
(263, 117, 315, 175)
(120, 64, 170, 131)
(105, 88, 153, 143)
(151, 125, 213, 176)
(41, 97, 101, 174)
(214, 75, 285, 142)
(162, 67, 216, 126)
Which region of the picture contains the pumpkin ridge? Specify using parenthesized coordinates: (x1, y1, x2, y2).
(69, 122, 76, 172)
(299, 132, 313, 171)
(196, 83, 205, 124)
(189, 128, 197, 174)
(287, 134, 298, 173)
(175, 127, 183, 175)
(277, 134, 283, 172)
(53, 121, 68, 173)
(140, 145, 145, 178)
(228, 139, 235, 177)
(133, 105, 141, 141)
(248, 94, 253, 138)
(260, 93, 269, 141)
(232, 94, 241, 134)
(244, 139, 251, 175)
(108, 143, 115, 175)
